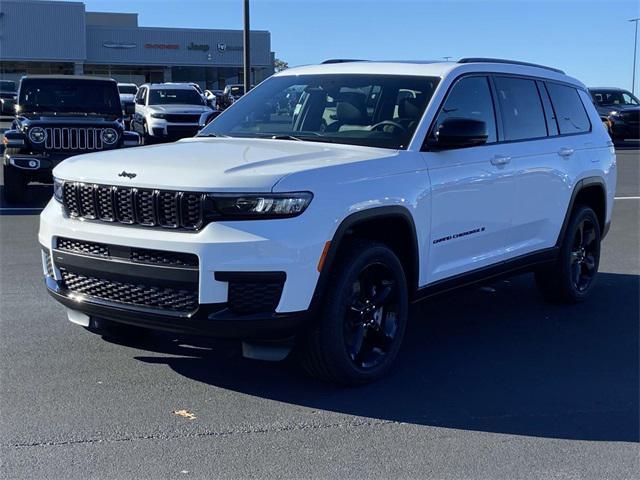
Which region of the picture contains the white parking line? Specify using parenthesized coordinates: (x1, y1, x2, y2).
(615, 196, 640, 200)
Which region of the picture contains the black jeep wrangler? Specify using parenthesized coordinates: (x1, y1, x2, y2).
(3, 76, 139, 204)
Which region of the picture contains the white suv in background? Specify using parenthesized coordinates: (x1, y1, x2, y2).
(39, 58, 616, 385)
(131, 83, 211, 143)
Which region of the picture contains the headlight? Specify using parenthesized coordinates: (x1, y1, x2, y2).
(28, 127, 46, 143)
(205, 192, 313, 220)
(101, 128, 118, 145)
(150, 113, 166, 119)
(53, 178, 64, 203)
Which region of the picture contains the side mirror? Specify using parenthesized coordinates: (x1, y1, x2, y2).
(124, 102, 136, 115)
(428, 117, 488, 150)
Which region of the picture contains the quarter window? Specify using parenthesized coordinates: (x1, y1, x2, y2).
(433, 76, 497, 143)
(546, 83, 591, 135)
(493, 77, 547, 141)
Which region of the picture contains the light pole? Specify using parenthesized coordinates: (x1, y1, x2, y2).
(631, 18, 639, 94)
(243, 0, 251, 94)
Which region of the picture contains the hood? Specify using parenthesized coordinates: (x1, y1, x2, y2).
(53, 137, 391, 192)
(149, 104, 210, 114)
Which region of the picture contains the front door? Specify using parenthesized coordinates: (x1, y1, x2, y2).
(421, 75, 515, 283)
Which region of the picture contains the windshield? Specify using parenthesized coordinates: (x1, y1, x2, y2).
(591, 90, 639, 106)
(118, 85, 137, 95)
(149, 88, 204, 105)
(201, 74, 439, 149)
(18, 79, 122, 115)
(0, 80, 17, 92)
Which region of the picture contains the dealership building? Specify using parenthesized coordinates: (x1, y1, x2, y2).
(0, 0, 274, 88)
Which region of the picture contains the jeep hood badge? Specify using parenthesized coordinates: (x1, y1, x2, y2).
(118, 171, 137, 179)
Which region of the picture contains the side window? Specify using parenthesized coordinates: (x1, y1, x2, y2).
(493, 76, 547, 141)
(433, 76, 497, 143)
(622, 92, 639, 106)
(135, 87, 145, 105)
(546, 83, 591, 135)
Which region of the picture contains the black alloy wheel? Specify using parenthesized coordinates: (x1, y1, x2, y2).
(344, 263, 401, 369)
(569, 217, 598, 293)
(535, 206, 601, 303)
(300, 239, 408, 385)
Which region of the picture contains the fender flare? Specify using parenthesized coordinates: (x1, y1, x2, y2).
(556, 176, 608, 246)
(307, 206, 420, 316)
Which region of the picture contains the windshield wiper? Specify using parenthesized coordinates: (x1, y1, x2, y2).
(198, 132, 231, 138)
(269, 134, 304, 141)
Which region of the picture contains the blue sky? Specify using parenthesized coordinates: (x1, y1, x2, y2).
(71, 0, 639, 90)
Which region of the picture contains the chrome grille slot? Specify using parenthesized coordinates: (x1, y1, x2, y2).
(61, 182, 206, 231)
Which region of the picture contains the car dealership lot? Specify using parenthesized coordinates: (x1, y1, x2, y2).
(0, 149, 638, 479)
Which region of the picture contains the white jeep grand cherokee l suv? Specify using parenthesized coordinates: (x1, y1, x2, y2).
(130, 83, 211, 144)
(39, 58, 616, 385)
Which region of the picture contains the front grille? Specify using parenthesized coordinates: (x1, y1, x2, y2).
(44, 127, 107, 151)
(61, 270, 198, 313)
(166, 126, 199, 138)
(228, 281, 284, 315)
(56, 237, 199, 268)
(62, 182, 205, 230)
(165, 114, 200, 123)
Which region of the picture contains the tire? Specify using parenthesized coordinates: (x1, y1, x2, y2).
(299, 239, 409, 385)
(85, 317, 151, 343)
(3, 160, 28, 204)
(535, 206, 601, 303)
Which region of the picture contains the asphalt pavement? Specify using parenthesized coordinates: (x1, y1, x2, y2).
(0, 148, 638, 479)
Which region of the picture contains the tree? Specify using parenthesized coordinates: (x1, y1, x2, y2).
(274, 58, 288, 72)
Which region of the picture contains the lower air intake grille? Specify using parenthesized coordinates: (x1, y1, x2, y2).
(61, 270, 198, 313)
(228, 281, 284, 315)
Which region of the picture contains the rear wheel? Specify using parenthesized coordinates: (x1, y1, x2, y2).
(536, 206, 601, 303)
(300, 240, 408, 385)
(3, 159, 28, 204)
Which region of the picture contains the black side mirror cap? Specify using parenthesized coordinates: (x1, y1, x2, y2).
(124, 102, 136, 115)
(426, 117, 489, 150)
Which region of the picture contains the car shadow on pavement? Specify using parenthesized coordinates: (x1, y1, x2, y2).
(126, 272, 639, 442)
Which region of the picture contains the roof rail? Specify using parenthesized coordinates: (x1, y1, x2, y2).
(321, 59, 367, 64)
(458, 58, 565, 74)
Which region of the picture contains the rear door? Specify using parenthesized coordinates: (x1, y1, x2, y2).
(421, 75, 515, 283)
(491, 75, 567, 257)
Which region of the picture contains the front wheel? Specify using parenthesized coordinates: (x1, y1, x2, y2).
(535, 206, 601, 303)
(299, 240, 408, 385)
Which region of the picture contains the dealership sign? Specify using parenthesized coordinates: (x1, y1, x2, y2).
(103, 42, 137, 49)
(144, 43, 180, 50)
(217, 43, 243, 52)
(187, 42, 210, 52)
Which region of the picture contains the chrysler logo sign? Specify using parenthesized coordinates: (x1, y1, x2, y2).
(217, 43, 227, 52)
(103, 42, 137, 49)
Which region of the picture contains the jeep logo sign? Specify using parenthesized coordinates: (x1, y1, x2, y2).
(188, 42, 210, 52)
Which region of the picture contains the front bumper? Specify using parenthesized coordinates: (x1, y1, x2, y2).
(147, 119, 200, 138)
(5, 151, 71, 173)
(45, 276, 307, 339)
(39, 199, 327, 338)
(610, 121, 640, 140)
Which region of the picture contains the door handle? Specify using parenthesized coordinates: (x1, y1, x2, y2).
(558, 147, 574, 158)
(490, 155, 511, 166)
